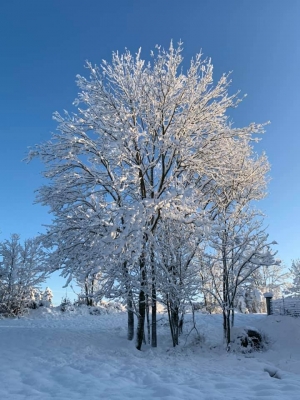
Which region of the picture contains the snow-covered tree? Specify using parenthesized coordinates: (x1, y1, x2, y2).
(0, 235, 48, 315)
(28, 42, 270, 349)
(78, 271, 102, 306)
(259, 264, 290, 298)
(28, 287, 43, 309)
(245, 288, 263, 313)
(153, 217, 202, 346)
(41, 287, 53, 307)
(199, 262, 223, 314)
(233, 261, 290, 314)
(202, 207, 278, 347)
(286, 260, 300, 297)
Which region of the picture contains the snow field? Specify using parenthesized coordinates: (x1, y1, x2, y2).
(0, 308, 299, 400)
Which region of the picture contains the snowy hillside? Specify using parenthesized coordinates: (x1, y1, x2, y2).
(0, 308, 299, 400)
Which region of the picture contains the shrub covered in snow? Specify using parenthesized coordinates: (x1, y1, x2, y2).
(60, 297, 74, 312)
(58, 300, 125, 315)
(230, 326, 269, 353)
(27, 288, 43, 309)
(39, 287, 53, 308)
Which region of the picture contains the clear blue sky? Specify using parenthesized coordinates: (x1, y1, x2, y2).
(1, 1, 299, 303)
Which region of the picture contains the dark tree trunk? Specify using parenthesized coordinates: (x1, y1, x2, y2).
(172, 306, 179, 346)
(127, 289, 134, 341)
(223, 309, 227, 340)
(226, 310, 231, 346)
(136, 258, 146, 351)
(146, 294, 150, 344)
(151, 288, 157, 347)
(151, 256, 157, 347)
(122, 261, 134, 341)
(85, 282, 89, 306)
(167, 299, 180, 347)
(136, 289, 146, 350)
(167, 300, 176, 347)
(223, 308, 231, 347)
(222, 241, 231, 347)
(90, 277, 95, 307)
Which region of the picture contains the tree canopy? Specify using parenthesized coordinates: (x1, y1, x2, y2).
(28, 42, 277, 349)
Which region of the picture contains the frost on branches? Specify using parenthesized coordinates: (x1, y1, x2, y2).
(202, 206, 278, 346)
(28, 42, 277, 349)
(285, 260, 300, 298)
(41, 287, 53, 307)
(234, 263, 290, 314)
(0, 234, 48, 316)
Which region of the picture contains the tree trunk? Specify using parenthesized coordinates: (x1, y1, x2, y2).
(146, 294, 150, 344)
(91, 276, 95, 306)
(223, 309, 227, 340)
(222, 241, 231, 347)
(226, 310, 231, 347)
(127, 290, 134, 341)
(85, 282, 89, 306)
(122, 261, 134, 340)
(167, 299, 176, 347)
(136, 289, 146, 350)
(136, 258, 146, 351)
(231, 308, 235, 327)
(151, 258, 157, 347)
(151, 290, 157, 347)
(167, 298, 180, 347)
(172, 306, 179, 346)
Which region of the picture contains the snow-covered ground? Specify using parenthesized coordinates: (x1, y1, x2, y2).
(0, 307, 299, 400)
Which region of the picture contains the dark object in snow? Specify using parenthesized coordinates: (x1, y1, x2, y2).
(89, 307, 101, 315)
(237, 328, 264, 351)
(264, 367, 282, 379)
(264, 292, 273, 315)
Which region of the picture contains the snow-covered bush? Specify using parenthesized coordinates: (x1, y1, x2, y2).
(40, 287, 53, 307)
(231, 327, 269, 353)
(60, 297, 74, 312)
(91, 301, 124, 314)
(27, 288, 42, 309)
